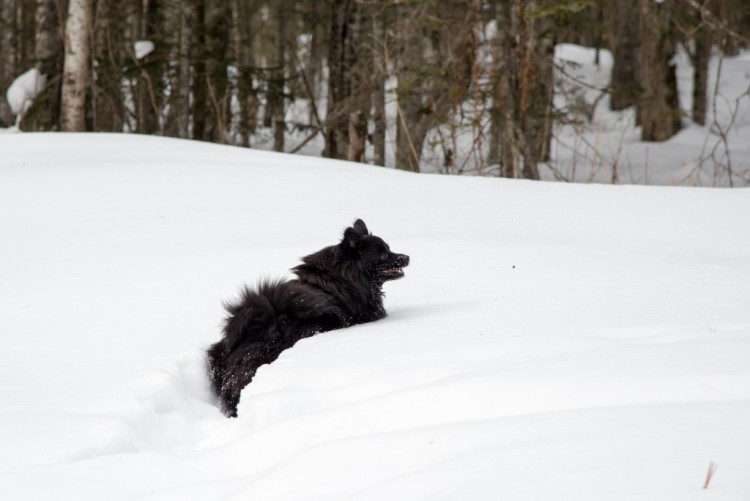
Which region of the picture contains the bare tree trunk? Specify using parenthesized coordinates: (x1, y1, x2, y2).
(488, 107, 500, 168)
(91, 1, 126, 132)
(17, 1, 35, 72)
(306, 0, 326, 128)
(347, 1, 369, 163)
(496, 0, 520, 178)
(204, 0, 229, 143)
(371, 4, 386, 166)
(34, 0, 58, 66)
(229, 0, 256, 146)
(522, 0, 553, 175)
(325, 0, 354, 159)
(692, 21, 711, 125)
(394, 13, 426, 172)
(174, 0, 193, 138)
(637, 0, 681, 141)
(60, 0, 92, 132)
(610, 0, 640, 111)
(715, 0, 741, 55)
(494, 0, 550, 180)
(0, 0, 18, 126)
(192, 0, 206, 140)
(487, 0, 501, 169)
(20, 0, 63, 131)
(395, 0, 473, 172)
(0, 0, 15, 127)
(191, 0, 229, 143)
(272, 1, 287, 152)
(131, 0, 147, 132)
(140, 0, 165, 135)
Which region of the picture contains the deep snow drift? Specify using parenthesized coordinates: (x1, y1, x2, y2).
(1, 133, 749, 500)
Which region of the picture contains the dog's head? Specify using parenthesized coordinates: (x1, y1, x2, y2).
(341, 219, 410, 283)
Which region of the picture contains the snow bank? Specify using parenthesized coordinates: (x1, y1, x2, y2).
(1, 133, 749, 500)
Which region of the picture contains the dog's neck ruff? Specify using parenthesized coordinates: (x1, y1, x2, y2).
(293, 261, 386, 324)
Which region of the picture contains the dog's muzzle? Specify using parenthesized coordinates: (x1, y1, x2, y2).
(381, 253, 409, 279)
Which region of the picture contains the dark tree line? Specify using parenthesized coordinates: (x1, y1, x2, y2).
(1, 0, 748, 177)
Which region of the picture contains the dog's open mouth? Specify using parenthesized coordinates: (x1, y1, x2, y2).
(381, 267, 405, 278)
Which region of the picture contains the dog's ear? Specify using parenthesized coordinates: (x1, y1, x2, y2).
(341, 219, 369, 252)
(342, 226, 363, 251)
(353, 219, 369, 236)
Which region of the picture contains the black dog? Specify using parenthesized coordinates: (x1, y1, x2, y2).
(207, 219, 409, 417)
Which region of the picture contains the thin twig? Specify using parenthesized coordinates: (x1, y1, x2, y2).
(128, 49, 162, 132)
(288, 126, 323, 154)
(206, 75, 227, 144)
(554, 61, 610, 94)
(395, 100, 421, 170)
(703, 461, 718, 489)
(284, 39, 324, 129)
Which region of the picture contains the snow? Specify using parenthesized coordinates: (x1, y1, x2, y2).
(1, 132, 749, 500)
(5, 68, 46, 119)
(134, 40, 155, 60)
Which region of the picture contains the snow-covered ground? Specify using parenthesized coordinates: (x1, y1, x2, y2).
(1, 132, 749, 500)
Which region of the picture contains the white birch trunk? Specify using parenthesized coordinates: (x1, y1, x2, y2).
(60, 0, 92, 132)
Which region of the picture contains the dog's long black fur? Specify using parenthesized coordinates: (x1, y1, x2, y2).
(207, 219, 409, 417)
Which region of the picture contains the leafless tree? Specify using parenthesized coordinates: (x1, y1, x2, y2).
(60, 0, 92, 132)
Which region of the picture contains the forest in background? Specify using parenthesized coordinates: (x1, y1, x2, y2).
(1, 0, 749, 178)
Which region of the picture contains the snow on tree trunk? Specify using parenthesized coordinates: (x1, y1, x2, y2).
(134, 41, 155, 60)
(6, 68, 47, 124)
(60, 0, 92, 132)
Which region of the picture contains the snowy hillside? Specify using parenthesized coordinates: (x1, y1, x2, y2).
(1, 133, 749, 500)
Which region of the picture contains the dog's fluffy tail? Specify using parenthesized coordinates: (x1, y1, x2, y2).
(208, 336, 269, 417)
(208, 279, 343, 417)
(207, 282, 280, 417)
(206, 340, 228, 411)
